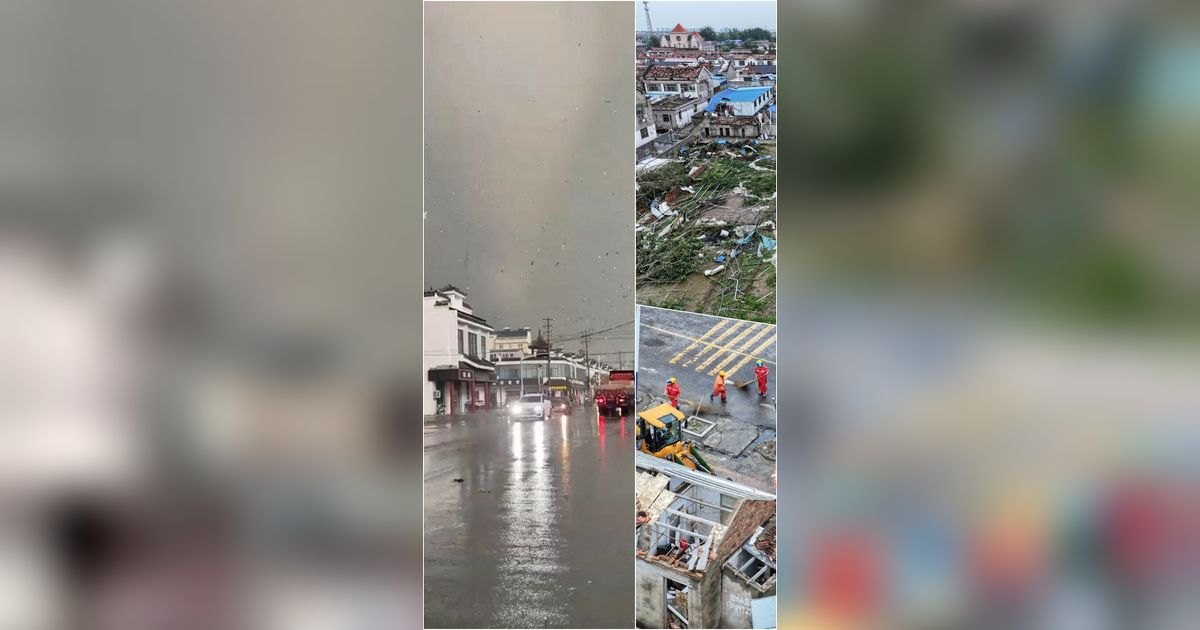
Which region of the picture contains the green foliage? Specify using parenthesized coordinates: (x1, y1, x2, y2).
(718, 28, 775, 43)
(698, 158, 776, 198)
(659, 297, 690, 311)
(637, 230, 704, 283)
(697, 26, 719, 42)
(636, 162, 690, 211)
(717, 290, 775, 323)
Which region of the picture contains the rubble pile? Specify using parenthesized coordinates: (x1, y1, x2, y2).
(636, 140, 777, 321)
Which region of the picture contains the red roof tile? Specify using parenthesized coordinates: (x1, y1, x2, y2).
(671, 23, 689, 33)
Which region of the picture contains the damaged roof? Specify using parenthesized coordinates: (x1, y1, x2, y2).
(643, 64, 709, 81)
(704, 86, 773, 111)
(704, 115, 763, 126)
(754, 518, 776, 562)
(650, 94, 704, 110)
(715, 499, 776, 561)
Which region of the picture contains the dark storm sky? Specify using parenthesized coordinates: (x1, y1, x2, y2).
(424, 3, 634, 362)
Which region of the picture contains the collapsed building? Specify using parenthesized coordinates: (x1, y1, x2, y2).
(635, 452, 777, 629)
(696, 86, 775, 141)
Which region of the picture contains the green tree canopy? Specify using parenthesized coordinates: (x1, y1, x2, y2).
(718, 27, 775, 43)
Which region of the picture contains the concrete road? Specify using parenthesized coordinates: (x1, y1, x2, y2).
(636, 306, 777, 491)
(424, 407, 633, 628)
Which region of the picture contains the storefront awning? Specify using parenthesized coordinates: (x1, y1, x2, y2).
(428, 363, 496, 383)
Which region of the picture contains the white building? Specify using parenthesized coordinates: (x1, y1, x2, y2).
(642, 64, 714, 99)
(660, 23, 705, 49)
(650, 94, 707, 131)
(697, 85, 776, 140)
(492, 327, 532, 360)
(423, 285, 497, 415)
(636, 88, 659, 159)
(490, 330, 602, 407)
(704, 85, 775, 118)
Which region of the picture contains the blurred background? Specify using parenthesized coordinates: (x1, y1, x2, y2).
(776, 0, 1200, 628)
(0, 1, 423, 629)
(5, 0, 1200, 628)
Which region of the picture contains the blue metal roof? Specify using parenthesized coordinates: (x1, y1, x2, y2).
(704, 86, 773, 112)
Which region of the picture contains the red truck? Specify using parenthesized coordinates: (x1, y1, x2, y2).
(594, 370, 634, 417)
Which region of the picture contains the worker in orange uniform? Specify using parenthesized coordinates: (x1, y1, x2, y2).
(710, 370, 727, 404)
(754, 360, 769, 397)
(665, 377, 681, 408)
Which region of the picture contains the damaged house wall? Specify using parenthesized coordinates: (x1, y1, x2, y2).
(721, 572, 760, 628)
(636, 560, 704, 628)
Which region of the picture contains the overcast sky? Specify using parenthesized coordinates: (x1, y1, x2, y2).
(424, 3, 634, 364)
(636, 1, 777, 31)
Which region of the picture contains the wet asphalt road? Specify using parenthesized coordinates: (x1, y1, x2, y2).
(636, 306, 777, 426)
(424, 407, 633, 628)
(635, 306, 778, 492)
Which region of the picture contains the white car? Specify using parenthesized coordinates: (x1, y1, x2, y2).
(508, 393, 546, 419)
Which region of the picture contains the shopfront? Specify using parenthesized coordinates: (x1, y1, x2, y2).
(427, 363, 497, 414)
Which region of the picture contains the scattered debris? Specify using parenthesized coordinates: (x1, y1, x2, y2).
(636, 140, 777, 321)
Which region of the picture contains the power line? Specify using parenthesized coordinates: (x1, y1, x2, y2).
(553, 320, 635, 343)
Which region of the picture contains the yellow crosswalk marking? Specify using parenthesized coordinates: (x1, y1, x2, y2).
(669, 319, 727, 365)
(639, 323, 777, 367)
(709, 324, 772, 376)
(697, 322, 760, 372)
(683, 320, 745, 367)
(725, 334, 776, 377)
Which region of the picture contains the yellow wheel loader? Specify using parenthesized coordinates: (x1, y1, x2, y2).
(635, 403, 713, 474)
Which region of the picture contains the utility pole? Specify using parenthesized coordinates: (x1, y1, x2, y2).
(581, 329, 592, 398)
(542, 317, 554, 393)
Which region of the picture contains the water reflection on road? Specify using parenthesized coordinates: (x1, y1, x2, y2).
(424, 408, 633, 628)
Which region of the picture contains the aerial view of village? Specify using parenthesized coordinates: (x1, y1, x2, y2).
(635, 1, 778, 323)
(631, 8, 777, 627)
